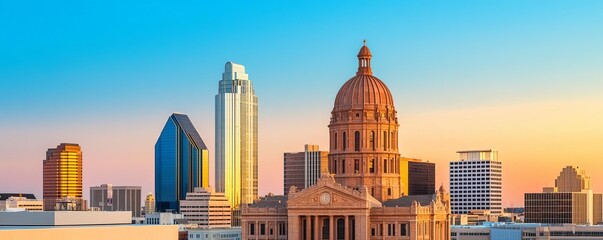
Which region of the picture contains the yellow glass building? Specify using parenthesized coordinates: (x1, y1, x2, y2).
(43, 143, 84, 211)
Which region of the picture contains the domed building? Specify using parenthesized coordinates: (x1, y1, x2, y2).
(241, 42, 451, 240)
(329, 41, 402, 202)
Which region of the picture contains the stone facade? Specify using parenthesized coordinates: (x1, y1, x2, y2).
(241, 175, 450, 240)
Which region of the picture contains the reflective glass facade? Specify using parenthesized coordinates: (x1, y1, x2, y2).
(155, 113, 209, 212)
(215, 62, 258, 219)
(43, 143, 84, 211)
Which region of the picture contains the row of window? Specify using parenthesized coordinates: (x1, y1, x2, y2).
(370, 223, 408, 236)
(248, 222, 287, 236)
(331, 158, 400, 175)
(450, 173, 502, 177)
(450, 161, 501, 166)
(332, 130, 397, 151)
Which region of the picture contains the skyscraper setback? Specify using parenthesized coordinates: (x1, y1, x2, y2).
(155, 113, 209, 212)
(215, 62, 258, 220)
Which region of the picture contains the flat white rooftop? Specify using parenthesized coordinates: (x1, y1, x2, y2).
(0, 211, 131, 226)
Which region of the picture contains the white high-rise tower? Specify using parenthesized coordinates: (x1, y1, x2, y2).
(449, 149, 502, 215)
(215, 62, 258, 226)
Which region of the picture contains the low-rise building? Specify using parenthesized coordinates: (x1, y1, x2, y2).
(180, 188, 231, 229)
(186, 227, 242, 240)
(451, 222, 603, 240)
(241, 174, 450, 240)
(0, 194, 42, 211)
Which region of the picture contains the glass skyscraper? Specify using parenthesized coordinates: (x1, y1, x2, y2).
(155, 113, 209, 212)
(215, 62, 258, 224)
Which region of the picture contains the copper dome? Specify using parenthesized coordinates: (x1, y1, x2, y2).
(333, 42, 394, 109)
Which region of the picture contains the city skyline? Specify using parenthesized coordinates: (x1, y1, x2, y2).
(1, 1, 603, 207)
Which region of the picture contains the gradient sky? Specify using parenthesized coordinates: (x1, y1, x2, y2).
(1, 1, 602, 207)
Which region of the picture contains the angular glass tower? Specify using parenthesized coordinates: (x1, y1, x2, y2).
(215, 62, 258, 217)
(155, 113, 209, 212)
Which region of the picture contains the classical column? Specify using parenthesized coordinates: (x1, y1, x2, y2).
(315, 216, 320, 240)
(330, 215, 335, 240)
(306, 216, 312, 240)
(344, 216, 349, 240)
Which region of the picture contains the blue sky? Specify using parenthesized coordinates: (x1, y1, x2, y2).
(1, 1, 602, 204)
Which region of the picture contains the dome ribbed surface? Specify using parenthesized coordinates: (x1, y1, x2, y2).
(334, 74, 394, 109)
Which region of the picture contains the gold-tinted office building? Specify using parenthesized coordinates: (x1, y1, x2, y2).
(43, 143, 84, 211)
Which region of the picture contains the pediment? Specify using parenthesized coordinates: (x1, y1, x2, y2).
(287, 175, 380, 209)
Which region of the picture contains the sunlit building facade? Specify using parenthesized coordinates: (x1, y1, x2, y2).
(43, 143, 84, 211)
(145, 192, 156, 215)
(449, 150, 502, 215)
(155, 113, 209, 212)
(215, 62, 258, 225)
(328, 41, 402, 202)
(179, 187, 232, 229)
(283, 144, 329, 195)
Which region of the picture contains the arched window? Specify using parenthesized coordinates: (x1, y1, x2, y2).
(343, 132, 347, 151)
(369, 159, 375, 173)
(370, 131, 375, 150)
(354, 131, 360, 151)
(383, 159, 388, 173)
(341, 159, 346, 174)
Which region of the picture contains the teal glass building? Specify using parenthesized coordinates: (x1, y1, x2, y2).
(155, 113, 209, 212)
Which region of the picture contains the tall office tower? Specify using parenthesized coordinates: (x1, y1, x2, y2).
(283, 144, 329, 194)
(401, 158, 436, 195)
(145, 193, 155, 215)
(525, 166, 602, 224)
(90, 184, 142, 217)
(215, 62, 258, 225)
(449, 150, 502, 215)
(179, 187, 231, 229)
(556, 166, 591, 192)
(155, 113, 209, 212)
(328, 41, 402, 202)
(43, 143, 85, 211)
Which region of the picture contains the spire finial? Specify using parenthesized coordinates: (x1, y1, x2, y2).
(363, 39, 366, 46)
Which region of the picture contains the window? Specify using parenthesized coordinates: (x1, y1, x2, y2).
(369, 159, 375, 173)
(354, 159, 359, 173)
(354, 131, 360, 151)
(388, 224, 395, 236)
(250, 223, 255, 235)
(370, 131, 375, 150)
(400, 224, 407, 236)
(333, 159, 337, 173)
(383, 131, 387, 150)
(384, 159, 388, 173)
(388, 188, 392, 196)
(260, 223, 266, 235)
(343, 132, 347, 151)
(334, 132, 337, 150)
(341, 159, 346, 174)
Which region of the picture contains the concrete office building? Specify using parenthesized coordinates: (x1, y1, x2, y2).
(155, 113, 210, 212)
(43, 143, 85, 211)
(0, 194, 42, 211)
(0, 211, 177, 240)
(525, 165, 602, 224)
(179, 188, 232, 229)
(90, 184, 142, 217)
(450, 150, 502, 215)
(283, 144, 329, 195)
(215, 62, 259, 227)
